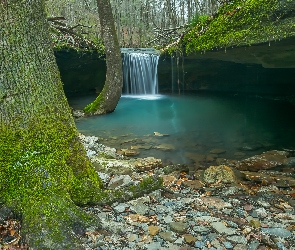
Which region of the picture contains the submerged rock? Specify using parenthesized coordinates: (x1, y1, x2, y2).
(236, 150, 289, 171)
(120, 149, 139, 156)
(210, 148, 226, 154)
(155, 143, 175, 151)
(133, 157, 162, 171)
(153, 132, 169, 137)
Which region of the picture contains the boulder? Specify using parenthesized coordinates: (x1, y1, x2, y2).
(202, 165, 241, 185)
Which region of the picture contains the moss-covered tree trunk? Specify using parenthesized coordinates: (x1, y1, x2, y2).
(0, 1, 102, 249)
(84, 0, 123, 115)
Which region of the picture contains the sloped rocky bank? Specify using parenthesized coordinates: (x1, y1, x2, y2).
(79, 135, 295, 250)
(1, 135, 295, 249)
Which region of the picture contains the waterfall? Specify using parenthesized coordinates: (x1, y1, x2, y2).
(121, 48, 160, 95)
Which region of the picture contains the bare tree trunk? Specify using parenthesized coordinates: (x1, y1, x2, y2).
(84, 0, 123, 115)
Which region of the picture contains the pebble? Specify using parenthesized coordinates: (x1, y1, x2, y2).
(76, 135, 295, 250)
(210, 221, 237, 235)
(169, 222, 188, 234)
(148, 226, 160, 236)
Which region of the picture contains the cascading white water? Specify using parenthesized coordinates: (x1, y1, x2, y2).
(121, 49, 159, 95)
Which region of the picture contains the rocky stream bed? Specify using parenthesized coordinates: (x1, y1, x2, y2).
(1, 134, 295, 249)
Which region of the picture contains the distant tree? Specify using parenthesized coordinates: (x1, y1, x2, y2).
(0, 1, 102, 248)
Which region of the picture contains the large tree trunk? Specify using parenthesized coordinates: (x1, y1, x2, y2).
(0, 1, 102, 248)
(84, 0, 123, 115)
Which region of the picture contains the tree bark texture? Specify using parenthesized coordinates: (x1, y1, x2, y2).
(0, 1, 102, 248)
(84, 0, 123, 115)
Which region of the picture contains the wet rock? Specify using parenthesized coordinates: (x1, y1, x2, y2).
(162, 175, 177, 186)
(169, 222, 188, 234)
(174, 237, 184, 245)
(148, 226, 160, 236)
(163, 215, 173, 223)
(153, 131, 169, 137)
(200, 197, 232, 210)
(248, 240, 260, 250)
(130, 145, 152, 150)
(234, 152, 246, 157)
(86, 149, 97, 158)
(275, 179, 292, 188)
(129, 202, 149, 215)
(92, 158, 133, 175)
(145, 242, 162, 250)
(249, 219, 261, 228)
(159, 231, 177, 242)
(239, 143, 263, 151)
(125, 214, 150, 224)
(79, 134, 99, 147)
(183, 234, 197, 244)
(192, 225, 211, 234)
(206, 154, 216, 162)
(127, 233, 138, 242)
(222, 186, 244, 196)
(155, 143, 175, 151)
(202, 165, 238, 184)
(253, 208, 268, 218)
(72, 109, 85, 118)
(97, 172, 110, 184)
(121, 149, 139, 156)
(223, 241, 234, 249)
(185, 152, 206, 162)
(261, 228, 292, 238)
(133, 157, 162, 171)
(236, 150, 288, 171)
(210, 148, 226, 154)
(234, 244, 248, 250)
(194, 241, 205, 248)
(182, 180, 203, 189)
(257, 200, 271, 208)
(210, 221, 237, 235)
(113, 203, 129, 213)
(227, 235, 247, 244)
(129, 196, 151, 205)
(108, 175, 133, 189)
(285, 157, 295, 167)
(288, 199, 295, 208)
(155, 204, 169, 214)
(195, 215, 220, 223)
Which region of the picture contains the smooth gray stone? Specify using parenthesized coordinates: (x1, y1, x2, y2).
(261, 228, 292, 238)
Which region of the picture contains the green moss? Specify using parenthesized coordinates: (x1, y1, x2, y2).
(0, 119, 163, 246)
(0, 119, 103, 247)
(169, 0, 295, 54)
(83, 88, 106, 114)
(95, 176, 163, 205)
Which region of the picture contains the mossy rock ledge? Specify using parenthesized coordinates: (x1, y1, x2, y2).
(170, 0, 295, 68)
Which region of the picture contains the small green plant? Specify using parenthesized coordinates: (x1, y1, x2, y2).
(189, 14, 210, 28)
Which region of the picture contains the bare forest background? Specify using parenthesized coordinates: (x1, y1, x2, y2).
(46, 0, 220, 49)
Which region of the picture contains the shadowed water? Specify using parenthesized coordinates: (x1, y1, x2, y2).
(69, 93, 295, 166)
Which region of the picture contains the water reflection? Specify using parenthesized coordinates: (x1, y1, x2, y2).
(68, 94, 295, 166)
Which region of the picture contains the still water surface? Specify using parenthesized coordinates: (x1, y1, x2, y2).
(68, 94, 295, 166)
